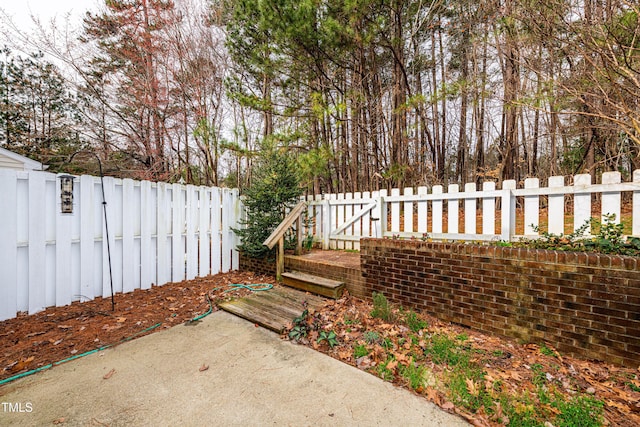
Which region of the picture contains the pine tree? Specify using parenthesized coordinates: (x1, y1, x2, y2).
(235, 142, 302, 259)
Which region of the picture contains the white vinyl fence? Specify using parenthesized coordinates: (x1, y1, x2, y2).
(0, 169, 241, 321)
(303, 171, 640, 250)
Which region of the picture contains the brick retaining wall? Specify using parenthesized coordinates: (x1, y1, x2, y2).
(360, 238, 640, 367)
(238, 254, 276, 277)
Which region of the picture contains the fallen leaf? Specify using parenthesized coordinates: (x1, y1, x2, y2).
(103, 369, 116, 380)
(442, 401, 455, 410)
(337, 349, 351, 361)
(199, 364, 209, 372)
(356, 356, 372, 369)
(607, 399, 631, 413)
(10, 356, 35, 372)
(393, 352, 409, 364)
(425, 386, 441, 404)
(466, 378, 480, 396)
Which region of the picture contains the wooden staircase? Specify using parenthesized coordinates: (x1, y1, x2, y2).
(219, 201, 345, 332)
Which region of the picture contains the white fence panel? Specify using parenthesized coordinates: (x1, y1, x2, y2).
(307, 169, 640, 248)
(0, 171, 18, 320)
(0, 170, 240, 322)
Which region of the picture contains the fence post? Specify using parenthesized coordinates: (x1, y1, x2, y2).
(417, 186, 428, 234)
(403, 187, 413, 233)
(231, 188, 241, 270)
(296, 214, 302, 255)
(574, 174, 592, 234)
(482, 181, 496, 235)
(524, 178, 540, 236)
(548, 176, 565, 235)
(374, 189, 387, 238)
(345, 192, 354, 250)
(448, 184, 459, 234)
(432, 186, 443, 234)
(322, 196, 331, 249)
(465, 183, 477, 234)
(601, 171, 621, 224)
(501, 180, 516, 241)
(390, 188, 400, 233)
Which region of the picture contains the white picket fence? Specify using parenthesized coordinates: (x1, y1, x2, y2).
(0, 169, 241, 321)
(304, 171, 640, 250)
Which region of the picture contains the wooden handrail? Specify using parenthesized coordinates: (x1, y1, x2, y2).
(263, 200, 307, 279)
(263, 201, 307, 249)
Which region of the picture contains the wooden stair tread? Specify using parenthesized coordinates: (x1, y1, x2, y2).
(217, 287, 327, 333)
(281, 271, 344, 289)
(280, 271, 345, 299)
(264, 285, 327, 306)
(218, 299, 292, 333)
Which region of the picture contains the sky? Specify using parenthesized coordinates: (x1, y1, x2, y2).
(0, 0, 98, 31)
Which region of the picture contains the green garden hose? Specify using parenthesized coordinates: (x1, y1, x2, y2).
(185, 283, 273, 324)
(223, 283, 273, 293)
(0, 283, 274, 386)
(0, 323, 162, 387)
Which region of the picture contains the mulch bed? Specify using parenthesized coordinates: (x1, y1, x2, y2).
(0, 271, 275, 382)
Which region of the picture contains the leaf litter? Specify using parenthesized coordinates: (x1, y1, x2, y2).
(0, 271, 273, 382)
(284, 291, 640, 426)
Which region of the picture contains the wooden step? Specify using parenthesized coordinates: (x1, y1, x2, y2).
(281, 271, 345, 299)
(217, 287, 326, 333)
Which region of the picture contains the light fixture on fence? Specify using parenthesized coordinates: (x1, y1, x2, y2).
(59, 174, 75, 214)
